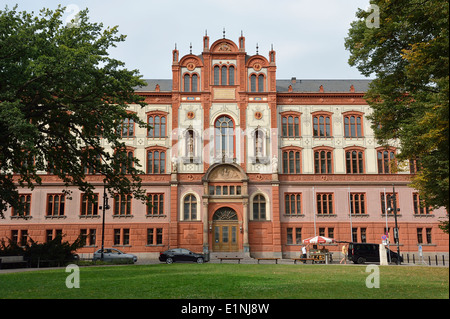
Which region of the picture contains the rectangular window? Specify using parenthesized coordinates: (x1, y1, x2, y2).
(426, 228, 432, 244)
(413, 193, 431, 215)
(381, 193, 399, 215)
(47, 194, 65, 216)
(284, 193, 302, 215)
(147, 194, 164, 216)
(114, 194, 132, 216)
(350, 193, 366, 215)
(81, 193, 99, 216)
(316, 193, 334, 215)
(12, 194, 31, 217)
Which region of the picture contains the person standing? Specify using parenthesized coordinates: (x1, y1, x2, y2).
(301, 244, 308, 264)
(340, 244, 347, 264)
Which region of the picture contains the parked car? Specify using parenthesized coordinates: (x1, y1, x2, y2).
(347, 242, 403, 264)
(159, 248, 206, 264)
(93, 248, 137, 263)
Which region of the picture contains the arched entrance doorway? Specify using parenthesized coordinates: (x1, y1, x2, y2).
(212, 207, 239, 252)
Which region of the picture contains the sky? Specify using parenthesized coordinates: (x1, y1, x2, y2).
(2, 0, 373, 80)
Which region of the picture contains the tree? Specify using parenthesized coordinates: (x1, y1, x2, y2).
(345, 0, 449, 231)
(0, 5, 149, 218)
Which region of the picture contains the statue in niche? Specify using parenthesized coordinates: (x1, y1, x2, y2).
(272, 156, 278, 173)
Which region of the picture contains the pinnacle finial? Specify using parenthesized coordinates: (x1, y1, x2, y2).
(190, 42, 192, 54)
(256, 43, 259, 55)
(223, 27, 226, 39)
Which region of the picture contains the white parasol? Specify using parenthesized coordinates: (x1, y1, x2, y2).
(302, 236, 335, 244)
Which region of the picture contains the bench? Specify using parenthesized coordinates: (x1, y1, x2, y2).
(218, 257, 243, 264)
(0, 256, 28, 269)
(256, 258, 279, 264)
(292, 258, 316, 264)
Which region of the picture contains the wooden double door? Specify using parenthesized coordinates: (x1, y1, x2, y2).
(212, 222, 239, 252)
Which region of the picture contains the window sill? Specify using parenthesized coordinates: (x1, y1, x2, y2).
(45, 215, 66, 219)
(112, 215, 133, 219)
(146, 214, 167, 218)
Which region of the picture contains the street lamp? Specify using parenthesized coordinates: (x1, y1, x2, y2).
(100, 181, 110, 261)
(387, 184, 401, 264)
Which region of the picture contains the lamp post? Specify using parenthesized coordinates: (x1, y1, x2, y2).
(387, 184, 401, 264)
(100, 181, 110, 261)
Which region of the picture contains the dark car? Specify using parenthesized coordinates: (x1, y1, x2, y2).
(347, 242, 403, 264)
(159, 248, 206, 264)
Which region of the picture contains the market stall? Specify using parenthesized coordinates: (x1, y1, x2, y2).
(302, 236, 335, 264)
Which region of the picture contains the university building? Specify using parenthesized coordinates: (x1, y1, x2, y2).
(1, 34, 448, 259)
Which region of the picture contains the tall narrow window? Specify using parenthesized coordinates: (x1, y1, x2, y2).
(215, 116, 234, 159)
(377, 149, 396, 174)
(221, 66, 227, 85)
(250, 74, 257, 92)
(191, 74, 198, 92)
(258, 74, 264, 92)
(282, 149, 301, 174)
(214, 66, 220, 85)
(184, 74, 190, 92)
(229, 66, 235, 85)
(183, 194, 197, 220)
(253, 194, 266, 220)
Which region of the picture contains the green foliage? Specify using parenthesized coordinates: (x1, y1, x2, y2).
(0, 5, 149, 218)
(0, 233, 84, 267)
(345, 0, 449, 223)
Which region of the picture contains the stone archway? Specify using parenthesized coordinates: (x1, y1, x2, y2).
(212, 207, 239, 252)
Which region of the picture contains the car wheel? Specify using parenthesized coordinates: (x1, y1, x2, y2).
(166, 257, 173, 264)
(390, 257, 398, 264)
(357, 257, 366, 264)
(196, 257, 204, 264)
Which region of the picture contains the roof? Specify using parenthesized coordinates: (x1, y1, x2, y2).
(135, 79, 372, 93)
(276, 79, 371, 93)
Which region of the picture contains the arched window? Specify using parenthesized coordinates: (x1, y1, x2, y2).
(313, 113, 332, 137)
(314, 149, 333, 174)
(215, 116, 234, 159)
(214, 66, 220, 85)
(183, 74, 190, 92)
(377, 149, 396, 174)
(250, 74, 257, 92)
(345, 149, 365, 174)
(147, 114, 167, 138)
(191, 74, 198, 92)
(183, 194, 197, 220)
(344, 114, 363, 137)
(252, 194, 266, 220)
(282, 149, 301, 174)
(147, 149, 166, 174)
(229, 66, 235, 85)
(258, 74, 264, 92)
(221, 65, 227, 85)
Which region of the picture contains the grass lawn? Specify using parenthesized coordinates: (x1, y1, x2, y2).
(0, 264, 448, 299)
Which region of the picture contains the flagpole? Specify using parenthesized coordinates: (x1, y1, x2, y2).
(384, 187, 391, 262)
(312, 186, 316, 237)
(348, 187, 352, 242)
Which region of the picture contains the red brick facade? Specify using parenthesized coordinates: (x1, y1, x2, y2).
(1, 34, 448, 259)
